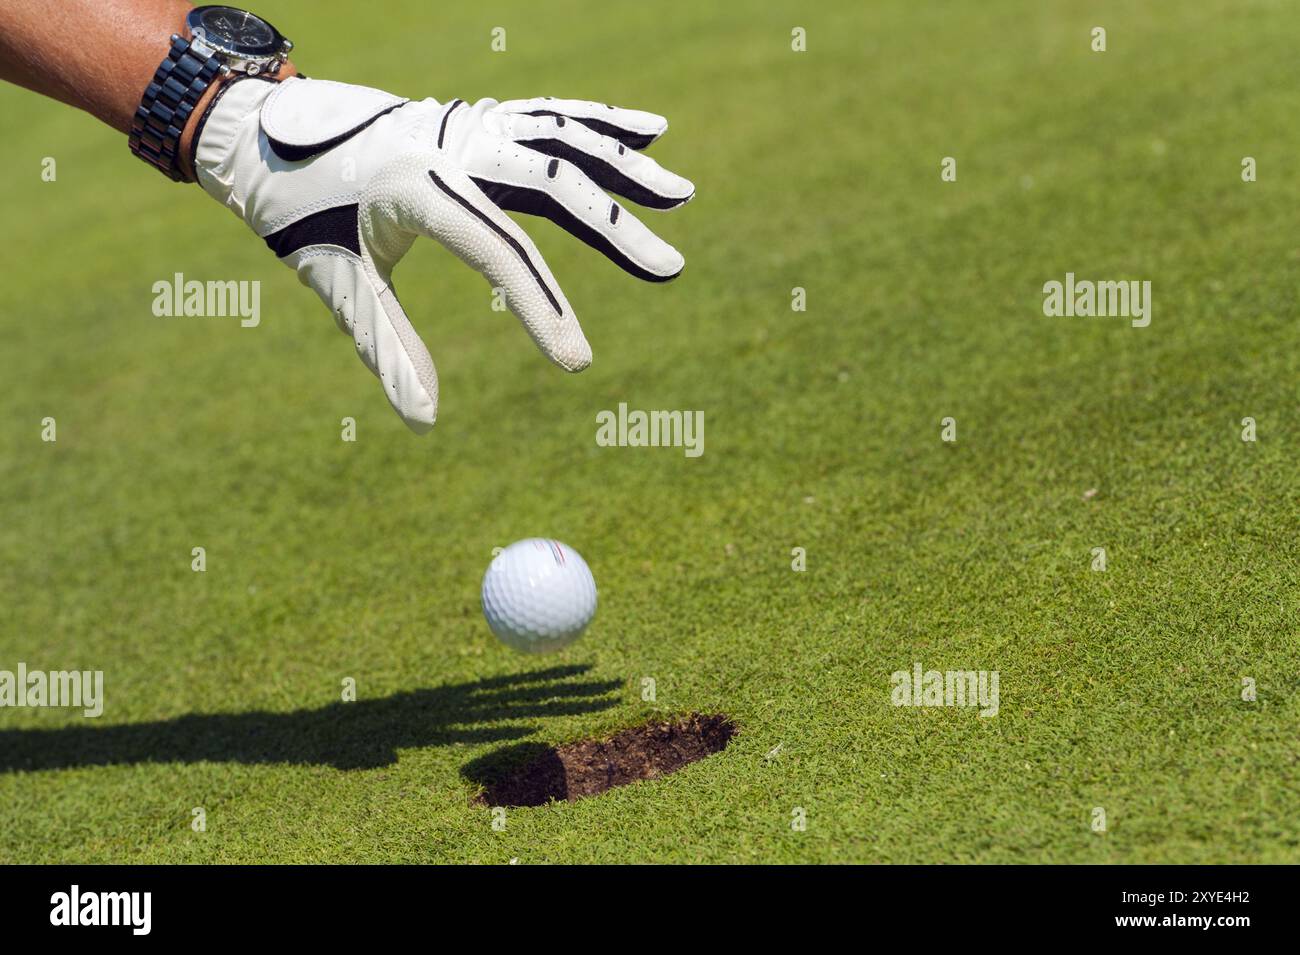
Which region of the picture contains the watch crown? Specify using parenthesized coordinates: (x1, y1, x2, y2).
(283, 39, 294, 52)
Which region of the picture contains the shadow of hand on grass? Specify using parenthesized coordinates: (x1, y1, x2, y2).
(0, 665, 619, 772)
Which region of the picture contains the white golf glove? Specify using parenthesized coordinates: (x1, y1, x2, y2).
(194, 76, 694, 432)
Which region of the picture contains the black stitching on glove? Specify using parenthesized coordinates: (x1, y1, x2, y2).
(427, 170, 563, 315)
(267, 102, 408, 163)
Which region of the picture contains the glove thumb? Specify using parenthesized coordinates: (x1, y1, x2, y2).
(289, 235, 440, 433)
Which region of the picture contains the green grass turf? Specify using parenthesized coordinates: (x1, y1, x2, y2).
(1, 0, 1297, 863)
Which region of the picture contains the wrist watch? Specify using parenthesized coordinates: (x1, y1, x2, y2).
(129, 5, 293, 182)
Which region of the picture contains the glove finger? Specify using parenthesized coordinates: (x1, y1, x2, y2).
(470, 152, 684, 282)
(288, 245, 440, 433)
(495, 97, 668, 150)
(504, 111, 694, 210)
(363, 151, 592, 373)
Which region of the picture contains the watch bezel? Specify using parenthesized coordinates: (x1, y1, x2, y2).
(186, 5, 290, 61)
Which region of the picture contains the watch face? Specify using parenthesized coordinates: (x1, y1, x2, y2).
(191, 6, 281, 55)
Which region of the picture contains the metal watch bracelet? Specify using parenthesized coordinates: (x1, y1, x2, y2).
(128, 35, 225, 182)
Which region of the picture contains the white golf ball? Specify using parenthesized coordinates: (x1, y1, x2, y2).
(481, 539, 597, 653)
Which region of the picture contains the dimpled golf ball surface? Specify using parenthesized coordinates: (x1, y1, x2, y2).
(482, 539, 597, 653)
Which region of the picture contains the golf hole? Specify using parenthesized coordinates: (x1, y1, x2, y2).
(470, 713, 738, 808)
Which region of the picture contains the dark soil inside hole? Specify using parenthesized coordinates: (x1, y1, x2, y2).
(469, 713, 737, 807)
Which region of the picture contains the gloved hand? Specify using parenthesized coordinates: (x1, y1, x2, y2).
(194, 76, 694, 432)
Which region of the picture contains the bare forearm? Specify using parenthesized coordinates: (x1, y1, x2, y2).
(0, 0, 194, 133)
